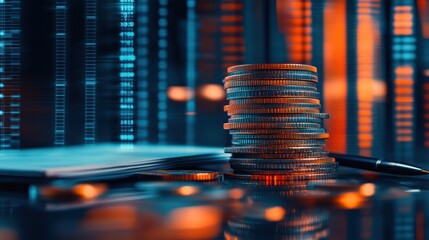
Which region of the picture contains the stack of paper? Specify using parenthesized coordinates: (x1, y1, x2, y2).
(0, 144, 228, 182)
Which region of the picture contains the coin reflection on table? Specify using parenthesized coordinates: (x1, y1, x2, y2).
(225, 179, 331, 239)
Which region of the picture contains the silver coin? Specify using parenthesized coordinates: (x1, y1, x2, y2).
(230, 162, 338, 170)
(225, 122, 323, 130)
(228, 113, 330, 119)
(228, 116, 323, 124)
(226, 103, 322, 109)
(231, 138, 326, 146)
(231, 167, 337, 175)
(226, 85, 318, 93)
(230, 128, 326, 134)
(226, 90, 320, 100)
(226, 107, 321, 115)
(225, 146, 325, 154)
(224, 79, 319, 89)
(229, 157, 336, 164)
(229, 98, 321, 105)
(231, 152, 330, 159)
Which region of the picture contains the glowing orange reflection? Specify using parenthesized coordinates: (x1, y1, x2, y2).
(177, 186, 199, 196)
(199, 84, 225, 101)
(335, 192, 365, 209)
(0, 228, 17, 240)
(167, 86, 194, 102)
(83, 205, 138, 230)
(165, 206, 222, 240)
(73, 183, 107, 200)
(229, 188, 245, 200)
(264, 206, 286, 222)
(359, 183, 376, 197)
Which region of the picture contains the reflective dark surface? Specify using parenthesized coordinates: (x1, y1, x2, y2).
(1, 165, 429, 240)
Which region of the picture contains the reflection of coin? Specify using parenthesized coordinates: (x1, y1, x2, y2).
(226, 85, 317, 93)
(225, 146, 324, 154)
(227, 63, 317, 73)
(224, 172, 337, 181)
(224, 122, 322, 130)
(137, 170, 222, 181)
(227, 90, 320, 100)
(224, 79, 318, 89)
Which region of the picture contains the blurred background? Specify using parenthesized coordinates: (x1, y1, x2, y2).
(0, 0, 428, 163)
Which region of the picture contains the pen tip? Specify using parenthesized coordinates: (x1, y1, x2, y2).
(421, 169, 429, 174)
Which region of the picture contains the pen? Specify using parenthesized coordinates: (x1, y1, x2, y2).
(329, 153, 429, 175)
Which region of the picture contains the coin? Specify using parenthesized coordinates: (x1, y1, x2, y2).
(226, 108, 321, 115)
(224, 172, 337, 181)
(229, 98, 320, 105)
(229, 117, 323, 124)
(230, 128, 326, 134)
(231, 138, 326, 146)
(231, 152, 330, 159)
(224, 79, 318, 89)
(224, 122, 322, 130)
(225, 146, 324, 154)
(226, 85, 318, 93)
(231, 134, 329, 140)
(225, 73, 318, 82)
(137, 170, 222, 181)
(227, 64, 317, 73)
(225, 103, 322, 110)
(227, 90, 320, 100)
(229, 113, 330, 119)
(229, 157, 336, 164)
(230, 162, 338, 171)
(233, 169, 336, 176)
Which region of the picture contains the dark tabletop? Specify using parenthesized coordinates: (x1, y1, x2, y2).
(1, 164, 429, 240)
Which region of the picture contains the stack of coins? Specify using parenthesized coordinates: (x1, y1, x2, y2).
(223, 63, 337, 181)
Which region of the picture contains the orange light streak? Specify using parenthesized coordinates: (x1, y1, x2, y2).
(276, 0, 312, 64)
(323, 0, 347, 152)
(418, 0, 429, 38)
